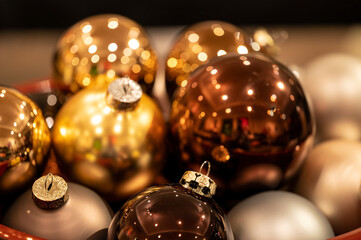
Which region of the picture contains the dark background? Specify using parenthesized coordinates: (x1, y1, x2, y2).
(0, 0, 360, 29)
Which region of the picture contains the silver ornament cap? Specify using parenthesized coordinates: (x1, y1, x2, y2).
(32, 173, 69, 209)
(106, 76, 143, 110)
(179, 161, 217, 198)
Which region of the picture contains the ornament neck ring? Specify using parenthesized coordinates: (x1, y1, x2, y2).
(106, 76, 143, 111)
(180, 161, 217, 198)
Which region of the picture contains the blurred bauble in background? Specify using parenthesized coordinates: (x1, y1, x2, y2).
(170, 53, 314, 210)
(108, 162, 234, 240)
(294, 139, 361, 235)
(53, 14, 157, 95)
(0, 86, 51, 196)
(52, 77, 166, 201)
(227, 191, 334, 240)
(251, 27, 284, 56)
(165, 20, 254, 99)
(3, 174, 113, 240)
(15, 78, 65, 130)
(302, 53, 361, 142)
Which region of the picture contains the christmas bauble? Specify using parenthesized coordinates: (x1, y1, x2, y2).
(303, 53, 361, 142)
(108, 162, 234, 240)
(294, 139, 361, 235)
(52, 77, 166, 201)
(0, 86, 51, 196)
(170, 53, 314, 210)
(227, 191, 334, 240)
(53, 14, 157, 95)
(165, 21, 254, 99)
(251, 27, 281, 56)
(3, 174, 113, 240)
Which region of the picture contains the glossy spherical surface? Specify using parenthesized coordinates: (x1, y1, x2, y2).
(52, 84, 166, 201)
(108, 185, 234, 240)
(303, 53, 361, 142)
(53, 14, 157, 95)
(170, 53, 314, 209)
(0, 86, 51, 195)
(295, 140, 361, 235)
(3, 183, 113, 240)
(165, 21, 253, 99)
(227, 191, 334, 240)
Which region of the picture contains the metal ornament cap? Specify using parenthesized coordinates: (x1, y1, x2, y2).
(179, 161, 216, 198)
(32, 173, 69, 209)
(107, 77, 143, 110)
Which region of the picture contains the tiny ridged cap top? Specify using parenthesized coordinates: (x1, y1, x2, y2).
(179, 161, 216, 198)
(107, 76, 143, 110)
(32, 173, 69, 209)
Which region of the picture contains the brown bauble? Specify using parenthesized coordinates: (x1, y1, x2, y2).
(165, 21, 254, 99)
(53, 14, 157, 95)
(108, 164, 233, 240)
(170, 53, 314, 210)
(0, 86, 51, 196)
(294, 139, 361, 235)
(52, 78, 166, 201)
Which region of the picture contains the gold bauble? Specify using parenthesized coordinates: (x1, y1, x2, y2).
(53, 14, 157, 95)
(0, 86, 51, 196)
(294, 139, 361, 235)
(52, 77, 166, 201)
(165, 21, 256, 98)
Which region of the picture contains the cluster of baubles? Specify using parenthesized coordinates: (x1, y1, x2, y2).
(2, 13, 361, 240)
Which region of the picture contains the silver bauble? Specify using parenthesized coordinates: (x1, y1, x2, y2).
(228, 191, 334, 240)
(3, 181, 113, 240)
(295, 139, 361, 235)
(303, 53, 361, 142)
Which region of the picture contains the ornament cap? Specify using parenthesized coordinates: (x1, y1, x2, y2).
(179, 161, 216, 198)
(106, 76, 143, 110)
(32, 173, 69, 209)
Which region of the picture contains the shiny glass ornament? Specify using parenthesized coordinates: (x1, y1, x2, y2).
(227, 191, 334, 240)
(165, 21, 254, 99)
(170, 53, 314, 210)
(294, 139, 361, 235)
(303, 53, 361, 142)
(53, 14, 157, 95)
(3, 174, 113, 240)
(0, 86, 51, 196)
(108, 162, 234, 240)
(52, 77, 166, 201)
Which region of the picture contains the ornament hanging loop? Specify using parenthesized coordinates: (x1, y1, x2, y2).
(44, 173, 53, 191)
(199, 161, 211, 176)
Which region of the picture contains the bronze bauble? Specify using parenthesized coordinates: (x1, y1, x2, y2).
(165, 21, 254, 99)
(0, 86, 51, 196)
(302, 53, 361, 142)
(294, 139, 361, 235)
(53, 14, 157, 95)
(52, 78, 166, 201)
(227, 191, 334, 240)
(108, 163, 233, 240)
(170, 53, 314, 210)
(3, 179, 113, 240)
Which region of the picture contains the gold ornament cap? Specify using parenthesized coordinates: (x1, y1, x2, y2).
(32, 173, 69, 209)
(179, 161, 216, 198)
(106, 76, 143, 110)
